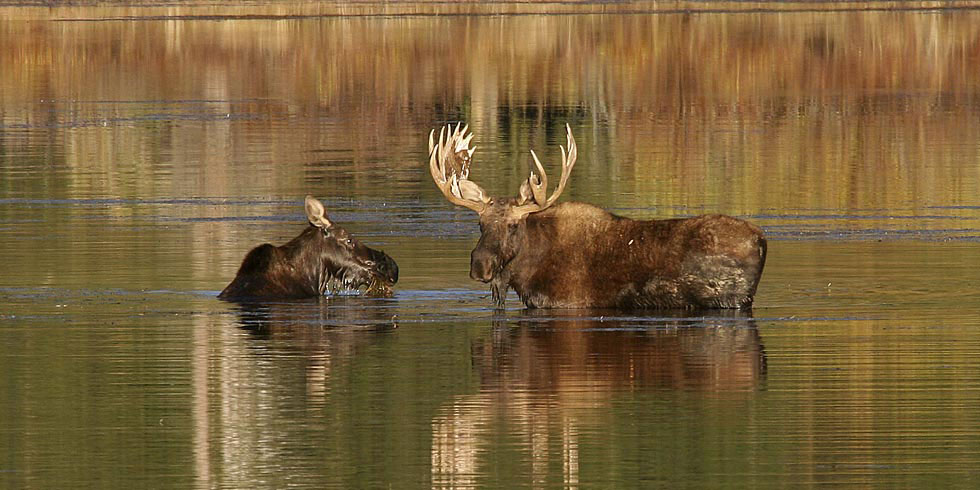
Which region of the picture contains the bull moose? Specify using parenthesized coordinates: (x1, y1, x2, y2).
(427, 123, 766, 309)
(218, 196, 398, 300)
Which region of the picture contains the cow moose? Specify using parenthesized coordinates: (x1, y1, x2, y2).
(427, 123, 766, 309)
(218, 196, 398, 300)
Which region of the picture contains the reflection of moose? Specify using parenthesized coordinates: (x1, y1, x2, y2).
(474, 311, 766, 392)
(431, 312, 766, 488)
(204, 298, 397, 488)
(427, 124, 767, 309)
(229, 298, 397, 394)
(219, 196, 398, 300)
(231, 297, 398, 342)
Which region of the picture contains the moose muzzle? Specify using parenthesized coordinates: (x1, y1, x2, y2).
(469, 248, 497, 283)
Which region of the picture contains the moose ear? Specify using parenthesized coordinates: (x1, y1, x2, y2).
(304, 195, 333, 229)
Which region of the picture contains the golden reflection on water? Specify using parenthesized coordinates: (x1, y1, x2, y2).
(3, 9, 977, 300)
(3, 5, 980, 488)
(432, 314, 765, 488)
(3, 11, 979, 213)
(190, 299, 398, 488)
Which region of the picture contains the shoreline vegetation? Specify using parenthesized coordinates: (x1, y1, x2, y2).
(4, 1, 980, 21)
(2, 4, 979, 213)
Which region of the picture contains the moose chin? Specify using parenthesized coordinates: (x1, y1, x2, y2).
(218, 196, 398, 301)
(427, 123, 767, 310)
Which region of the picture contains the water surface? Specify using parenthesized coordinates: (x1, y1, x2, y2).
(2, 4, 980, 488)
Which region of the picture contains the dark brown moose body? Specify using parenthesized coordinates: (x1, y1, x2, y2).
(481, 201, 766, 309)
(428, 123, 766, 309)
(218, 196, 398, 301)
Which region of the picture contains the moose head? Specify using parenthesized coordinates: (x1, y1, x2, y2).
(428, 123, 578, 305)
(218, 196, 399, 301)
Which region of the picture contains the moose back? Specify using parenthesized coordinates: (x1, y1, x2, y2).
(427, 123, 766, 309)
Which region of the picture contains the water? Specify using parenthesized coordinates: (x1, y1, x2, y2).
(3, 4, 980, 488)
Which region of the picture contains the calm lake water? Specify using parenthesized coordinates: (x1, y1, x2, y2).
(2, 3, 980, 488)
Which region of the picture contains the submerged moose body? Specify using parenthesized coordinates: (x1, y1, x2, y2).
(428, 123, 766, 309)
(218, 196, 398, 301)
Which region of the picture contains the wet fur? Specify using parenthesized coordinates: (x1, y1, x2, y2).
(219, 227, 330, 299)
(483, 202, 767, 309)
(219, 226, 397, 300)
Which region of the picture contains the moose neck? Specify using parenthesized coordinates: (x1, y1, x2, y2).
(500, 202, 618, 308)
(280, 226, 333, 297)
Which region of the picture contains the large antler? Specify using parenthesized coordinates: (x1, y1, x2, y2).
(428, 123, 490, 214)
(515, 123, 578, 213)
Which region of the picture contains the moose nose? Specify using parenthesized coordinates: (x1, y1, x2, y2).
(369, 248, 399, 284)
(383, 256, 399, 283)
(469, 250, 496, 283)
(469, 268, 489, 282)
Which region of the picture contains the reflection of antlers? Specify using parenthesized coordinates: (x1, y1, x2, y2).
(516, 124, 578, 213)
(428, 123, 489, 214)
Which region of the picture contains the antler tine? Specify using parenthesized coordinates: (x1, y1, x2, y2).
(439, 126, 449, 169)
(527, 149, 549, 207)
(457, 132, 474, 153)
(516, 124, 579, 212)
(428, 130, 446, 184)
(427, 123, 489, 214)
(544, 123, 578, 208)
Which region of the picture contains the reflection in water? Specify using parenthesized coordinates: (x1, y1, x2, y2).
(196, 298, 397, 488)
(229, 298, 397, 399)
(476, 311, 766, 392)
(3, 6, 980, 488)
(230, 296, 399, 333)
(2, 13, 979, 217)
(432, 311, 765, 489)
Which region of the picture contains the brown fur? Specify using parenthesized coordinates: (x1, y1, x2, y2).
(472, 201, 766, 309)
(219, 197, 398, 301)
